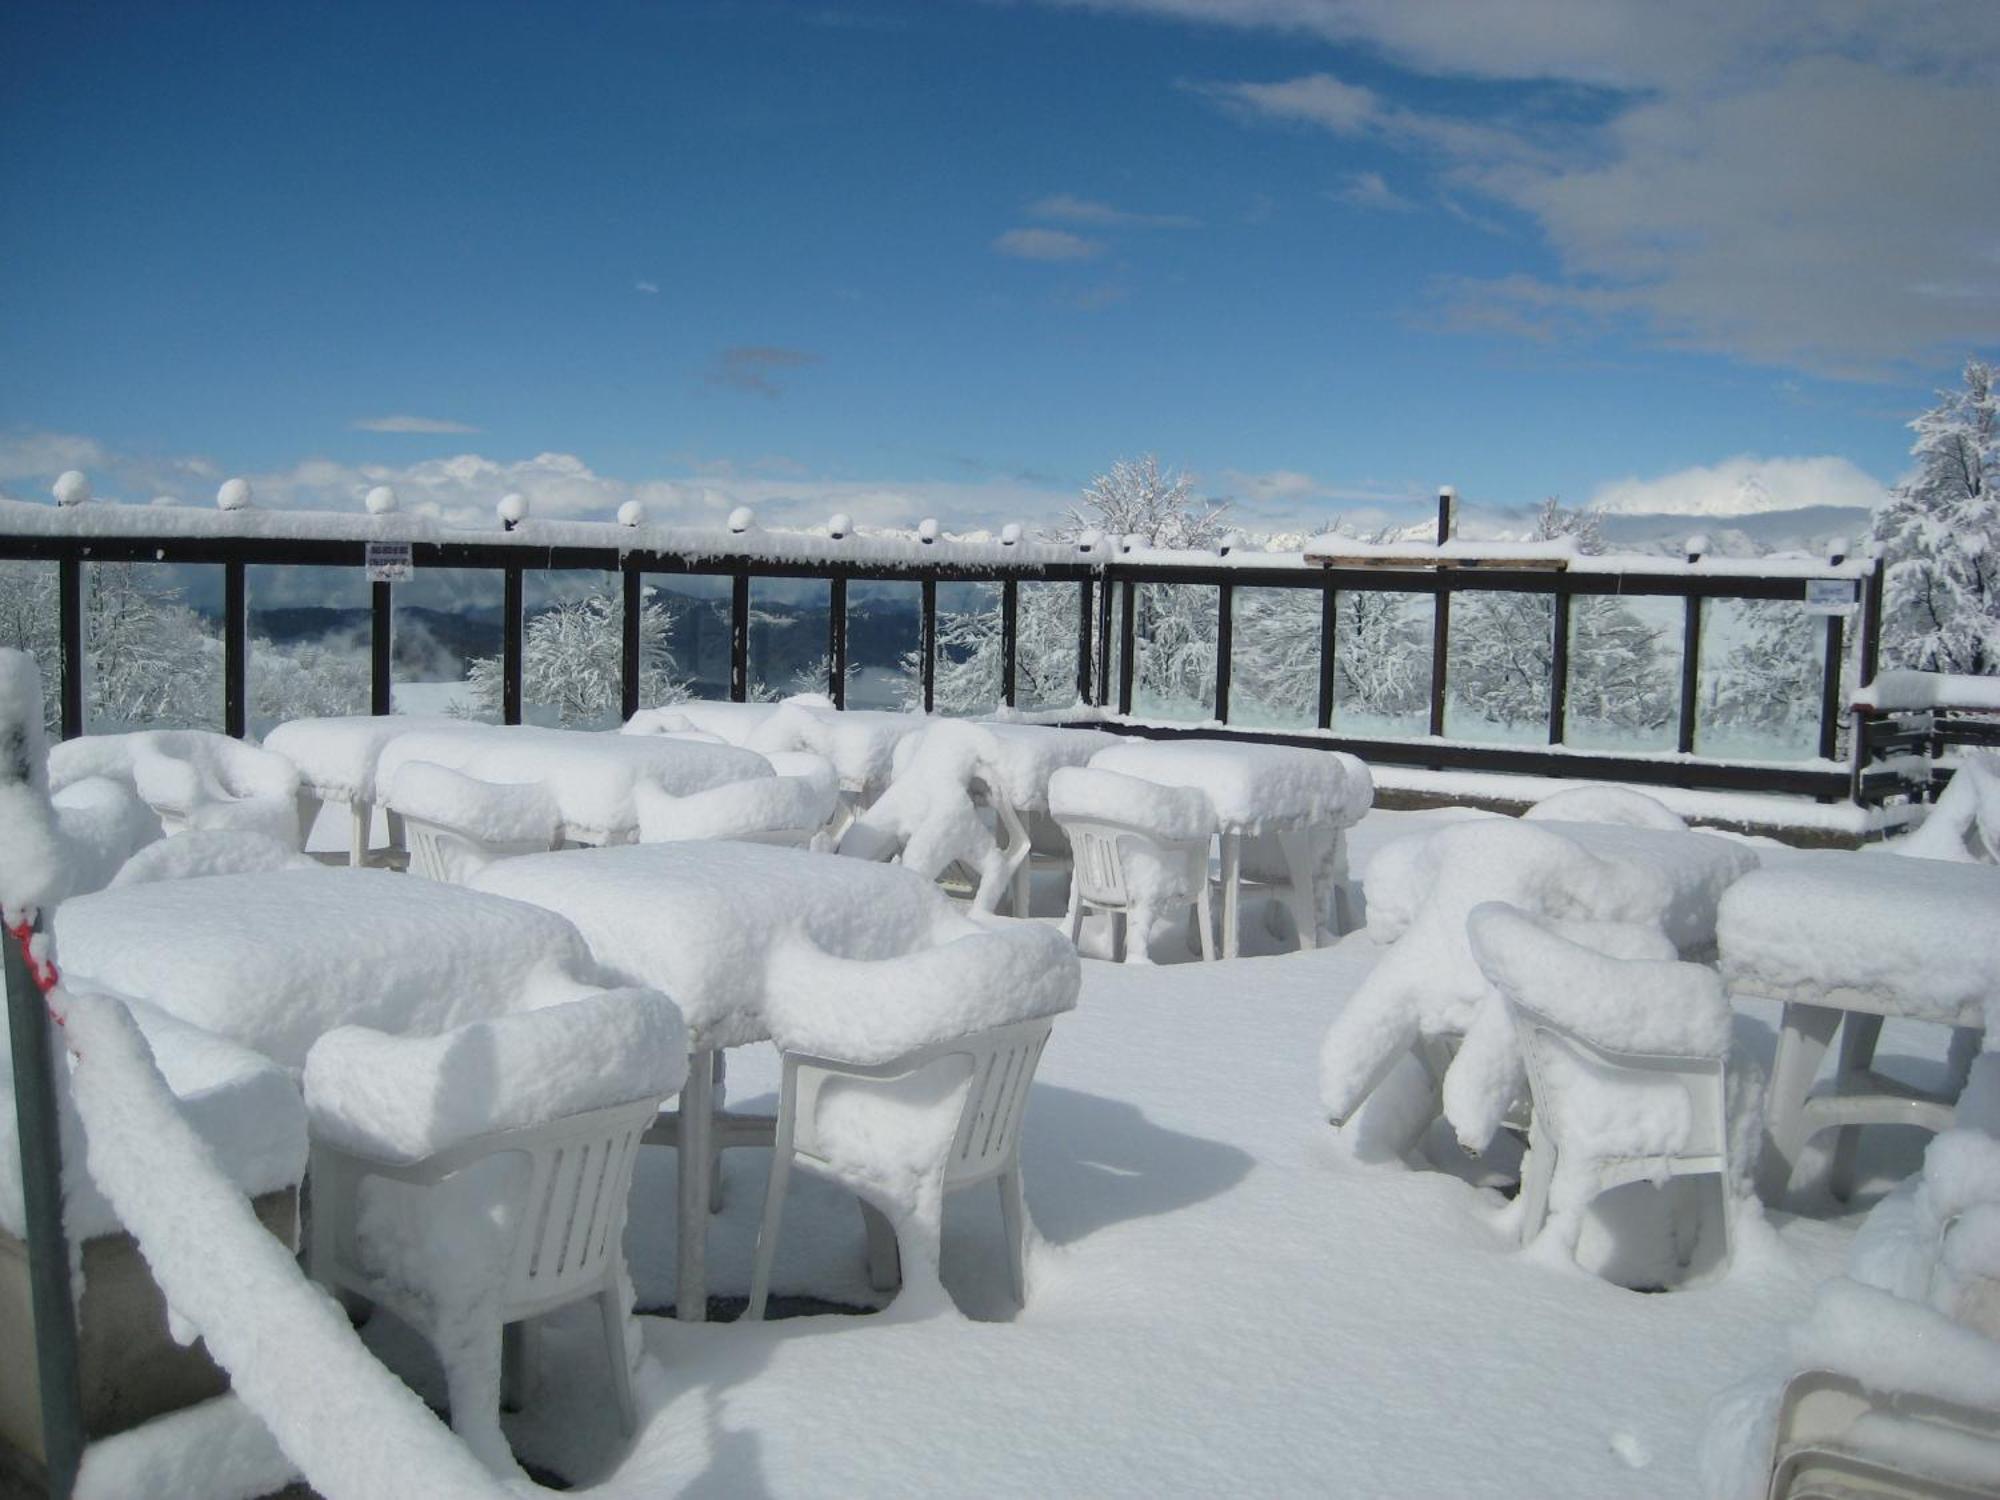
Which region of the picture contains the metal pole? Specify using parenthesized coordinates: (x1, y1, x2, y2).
(1213, 583, 1233, 724)
(920, 579, 937, 714)
(1678, 597, 1703, 755)
(6, 919, 85, 1500)
(1317, 582, 1337, 731)
(1117, 580, 1136, 717)
(223, 560, 247, 738)
(501, 566, 524, 725)
(1000, 579, 1018, 709)
(729, 571, 749, 703)
(828, 577, 848, 708)
(1818, 544, 1850, 765)
(369, 580, 393, 716)
(1429, 487, 1454, 739)
(1095, 570, 1113, 705)
(620, 564, 643, 721)
(1547, 587, 1571, 746)
(57, 558, 84, 741)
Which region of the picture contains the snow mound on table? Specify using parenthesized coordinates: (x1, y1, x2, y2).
(839, 720, 1016, 910)
(758, 749, 841, 803)
(763, 922, 1079, 1064)
(386, 760, 561, 845)
(635, 768, 836, 844)
(1717, 853, 2000, 1028)
(749, 703, 927, 798)
(1894, 751, 2000, 863)
(1048, 765, 1216, 842)
(263, 713, 458, 802)
(50, 729, 302, 846)
(304, 987, 686, 1163)
(1087, 738, 1372, 832)
(50, 775, 163, 892)
(896, 722, 1115, 812)
(1525, 785, 1686, 831)
(111, 829, 315, 886)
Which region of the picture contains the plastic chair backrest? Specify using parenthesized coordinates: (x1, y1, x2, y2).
(499, 1098, 658, 1316)
(1768, 1369, 2000, 1499)
(1514, 1000, 1728, 1163)
(405, 818, 553, 884)
(1059, 816, 1206, 913)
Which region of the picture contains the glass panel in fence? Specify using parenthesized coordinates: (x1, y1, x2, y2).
(1131, 583, 1218, 722)
(392, 567, 500, 721)
(1230, 585, 1321, 731)
(1443, 590, 1553, 745)
(933, 581, 1002, 716)
(1562, 592, 1680, 753)
(245, 565, 370, 738)
(1332, 588, 1431, 737)
(646, 573, 731, 702)
(84, 561, 223, 732)
(1696, 596, 1829, 761)
(748, 576, 831, 702)
(1016, 581, 1083, 712)
(848, 580, 922, 710)
(516, 569, 626, 729)
(0, 560, 61, 735)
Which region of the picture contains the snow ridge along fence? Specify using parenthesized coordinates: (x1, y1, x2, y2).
(0, 494, 1911, 803)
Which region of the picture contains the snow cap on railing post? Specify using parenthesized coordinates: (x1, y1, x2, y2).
(1219, 530, 1241, 557)
(917, 518, 939, 545)
(217, 477, 253, 511)
(364, 485, 397, 515)
(1685, 534, 1709, 565)
(1000, 522, 1021, 546)
(1436, 485, 1457, 545)
(827, 513, 850, 540)
(728, 506, 755, 534)
(1077, 529, 1101, 554)
(498, 493, 528, 530)
(1120, 532, 1143, 555)
(52, 471, 90, 507)
(1827, 536, 1849, 566)
(617, 500, 644, 527)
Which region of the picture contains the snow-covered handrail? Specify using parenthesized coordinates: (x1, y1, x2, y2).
(1852, 669, 2000, 714)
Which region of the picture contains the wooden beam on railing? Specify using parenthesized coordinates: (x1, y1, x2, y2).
(1428, 487, 1454, 739)
(829, 576, 848, 707)
(502, 565, 524, 725)
(1214, 582, 1233, 724)
(729, 570, 750, 703)
(58, 556, 82, 739)
(1001, 578, 1018, 708)
(1548, 587, 1571, 746)
(920, 579, 937, 714)
(224, 560, 247, 738)
(1096, 571, 1114, 705)
(1317, 581, 1337, 730)
(370, 581, 393, 716)
(621, 563, 643, 720)
(1117, 580, 1136, 716)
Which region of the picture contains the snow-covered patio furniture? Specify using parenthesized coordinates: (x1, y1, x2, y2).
(385, 760, 562, 883)
(108, 829, 316, 887)
(375, 722, 771, 847)
(1087, 738, 1372, 958)
(1322, 813, 1759, 1158)
(265, 713, 458, 866)
(51, 865, 612, 1070)
(1895, 750, 2000, 863)
(623, 700, 788, 746)
(634, 756, 840, 848)
(836, 720, 1030, 913)
(48, 729, 302, 848)
(747, 1013, 1057, 1319)
(1761, 1366, 2000, 1500)
(1718, 853, 1998, 1203)
(1468, 904, 1743, 1270)
(469, 841, 1080, 1322)
(1048, 765, 1218, 963)
(303, 989, 685, 1477)
(746, 704, 929, 807)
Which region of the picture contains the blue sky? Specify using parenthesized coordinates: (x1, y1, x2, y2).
(2, 0, 1995, 537)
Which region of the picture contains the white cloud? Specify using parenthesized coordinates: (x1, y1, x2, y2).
(635, 280, 660, 295)
(1334, 170, 1414, 211)
(0, 430, 108, 481)
(350, 415, 481, 434)
(1029, 192, 1200, 228)
(1589, 454, 1890, 517)
(992, 227, 1105, 262)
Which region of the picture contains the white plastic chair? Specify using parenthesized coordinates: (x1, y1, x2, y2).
(308, 1095, 661, 1462)
(1766, 1369, 2000, 1499)
(386, 762, 561, 884)
(1062, 815, 1216, 963)
(746, 1015, 1054, 1319)
(633, 767, 837, 849)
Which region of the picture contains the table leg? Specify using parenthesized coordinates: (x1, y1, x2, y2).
(676, 1048, 715, 1323)
(1275, 829, 1320, 952)
(1757, 1002, 1841, 1205)
(1219, 833, 1242, 960)
(1827, 1014, 1883, 1202)
(1010, 857, 1032, 920)
(349, 801, 370, 868)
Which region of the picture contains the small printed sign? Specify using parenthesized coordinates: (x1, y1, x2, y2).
(1803, 578, 1858, 615)
(365, 541, 412, 583)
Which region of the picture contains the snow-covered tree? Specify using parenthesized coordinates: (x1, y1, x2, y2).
(84, 565, 225, 729)
(0, 562, 61, 732)
(1050, 454, 1229, 551)
(1231, 586, 1321, 721)
(1871, 357, 2000, 676)
(916, 583, 1085, 715)
(465, 588, 686, 726)
(1334, 585, 1430, 723)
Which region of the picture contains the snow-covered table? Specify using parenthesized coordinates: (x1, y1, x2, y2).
(1087, 738, 1374, 957)
(1718, 853, 2000, 1201)
(469, 840, 1075, 1321)
(374, 723, 771, 846)
(51, 866, 609, 1070)
(264, 714, 459, 865)
(629, 701, 927, 804)
(624, 701, 786, 745)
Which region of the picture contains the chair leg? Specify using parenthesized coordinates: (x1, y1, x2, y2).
(1011, 858, 1032, 920)
(859, 1199, 903, 1293)
(1194, 882, 1216, 963)
(1110, 911, 1127, 964)
(441, 1321, 516, 1477)
(709, 1051, 727, 1215)
(997, 1167, 1029, 1307)
(348, 800, 369, 867)
(1516, 1123, 1555, 1247)
(598, 1285, 638, 1435)
(1066, 889, 1085, 948)
(1757, 1003, 1841, 1205)
(746, 1104, 796, 1321)
(501, 1318, 538, 1411)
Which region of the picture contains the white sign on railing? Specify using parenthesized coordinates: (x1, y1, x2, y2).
(365, 541, 412, 583)
(1803, 578, 1859, 615)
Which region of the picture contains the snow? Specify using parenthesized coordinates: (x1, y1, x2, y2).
(303, 987, 687, 1163)
(110, 829, 316, 886)
(1893, 750, 2000, 862)
(1853, 668, 2000, 713)
(374, 723, 771, 844)
(623, 701, 784, 745)
(634, 769, 836, 844)
(747, 703, 929, 799)
(385, 760, 562, 846)
(892, 721, 1117, 813)
(50, 775, 164, 892)
(1791, 1277, 2000, 1416)
(1047, 765, 1216, 843)
(1087, 738, 1373, 832)
(51, 867, 610, 1068)
(1717, 852, 2000, 1028)
(838, 719, 1020, 910)
(74, 1395, 299, 1500)
(48, 729, 302, 846)
(264, 713, 461, 803)
(1525, 785, 1688, 831)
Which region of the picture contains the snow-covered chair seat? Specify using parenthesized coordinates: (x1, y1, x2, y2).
(385, 761, 561, 884)
(634, 758, 839, 848)
(836, 720, 1028, 913)
(1719, 853, 1998, 1202)
(1048, 765, 1217, 964)
(264, 714, 460, 866)
(1467, 903, 1748, 1271)
(110, 829, 315, 887)
(303, 988, 688, 1476)
(48, 730, 302, 848)
(746, 923, 1079, 1318)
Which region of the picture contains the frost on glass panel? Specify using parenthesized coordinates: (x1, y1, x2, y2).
(1444, 590, 1553, 746)
(646, 573, 731, 703)
(1332, 589, 1431, 737)
(1016, 582, 1083, 712)
(853, 580, 922, 710)
(1130, 583, 1217, 722)
(1562, 592, 1679, 753)
(246, 564, 370, 737)
(1697, 596, 1832, 761)
(1231, 586, 1320, 731)
(931, 581, 1002, 717)
(748, 576, 831, 702)
(392, 568, 500, 721)
(0, 560, 62, 734)
(84, 562, 224, 732)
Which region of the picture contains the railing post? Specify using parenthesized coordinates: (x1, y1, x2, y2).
(6, 920, 85, 1500)
(1818, 544, 1849, 764)
(1678, 596, 1703, 755)
(828, 576, 848, 708)
(729, 570, 750, 703)
(1116, 579, 1136, 716)
(1076, 577, 1094, 707)
(1213, 582, 1233, 724)
(1000, 579, 1018, 709)
(224, 559, 247, 738)
(502, 565, 524, 725)
(1317, 581, 1337, 731)
(58, 556, 83, 739)
(1095, 572, 1113, 705)
(370, 580, 393, 716)
(920, 578, 937, 714)
(1858, 553, 1885, 687)
(1547, 586, 1571, 746)
(620, 563, 643, 720)
(1428, 486, 1454, 738)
